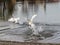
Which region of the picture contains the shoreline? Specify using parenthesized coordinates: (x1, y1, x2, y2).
(0, 40, 59, 45)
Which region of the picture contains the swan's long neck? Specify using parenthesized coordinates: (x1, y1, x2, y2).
(28, 14, 37, 25)
(30, 14, 37, 22)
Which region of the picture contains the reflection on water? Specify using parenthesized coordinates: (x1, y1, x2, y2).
(12, 2, 60, 24)
(12, 2, 45, 24)
(46, 2, 60, 24)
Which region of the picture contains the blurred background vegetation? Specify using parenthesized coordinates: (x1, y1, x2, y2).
(0, 0, 59, 20)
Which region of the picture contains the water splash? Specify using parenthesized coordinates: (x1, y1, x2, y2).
(8, 2, 44, 36)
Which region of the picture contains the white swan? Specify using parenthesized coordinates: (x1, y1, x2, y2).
(29, 14, 36, 24)
(28, 14, 44, 35)
(27, 14, 39, 35)
(8, 17, 20, 23)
